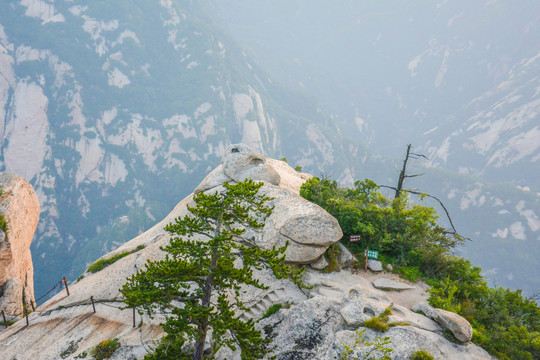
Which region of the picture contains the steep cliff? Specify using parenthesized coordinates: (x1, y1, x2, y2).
(0, 172, 40, 317)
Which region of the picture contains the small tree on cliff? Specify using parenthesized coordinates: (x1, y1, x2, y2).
(121, 179, 306, 360)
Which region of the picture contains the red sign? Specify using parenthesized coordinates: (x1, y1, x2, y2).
(350, 234, 361, 242)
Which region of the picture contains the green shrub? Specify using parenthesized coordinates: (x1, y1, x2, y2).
(395, 265, 422, 282)
(144, 335, 189, 360)
(363, 307, 393, 333)
(300, 177, 540, 360)
(410, 350, 434, 360)
(0, 214, 8, 233)
(86, 245, 145, 273)
(363, 317, 389, 333)
(260, 303, 282, 320)
(339, 328, 393, 360)
(90, 338, 120, 360)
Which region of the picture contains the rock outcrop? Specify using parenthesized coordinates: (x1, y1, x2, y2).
(259, 292, 490, 360)
(0, 172, 40, 317)
(196, 144, 343, 264)
(0, 145, 490, 360)
(413, 302, 474, 343)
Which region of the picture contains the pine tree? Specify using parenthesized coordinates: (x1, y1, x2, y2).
(121, 179, 306, 360)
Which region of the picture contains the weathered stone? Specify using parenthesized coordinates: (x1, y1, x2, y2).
(309, 254, 329, 270)
(367, 259, 383, 272)
(336, 242, 354, 270)
(193, 165, 233, 193)
(389, 304, 442, 332)
(339, 286, 392, 327)
(257, 184, 342, 263)
(413, 302, 473, 343)
(372, 278, 415, 291)
(256, 296, 344, 359)
(222, 144, 280, 185)
(328, 326, 490, 360)
(0, 172, 39, 317)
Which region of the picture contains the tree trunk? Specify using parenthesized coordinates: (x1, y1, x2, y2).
(395, 144, 412, 199)
(193, 249, 218, 360)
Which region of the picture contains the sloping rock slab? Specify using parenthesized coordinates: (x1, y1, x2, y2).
(413, 302, 473, 343)
(373, 278, 415, 291)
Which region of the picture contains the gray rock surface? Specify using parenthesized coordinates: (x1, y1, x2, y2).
(0, 172, 40, 317)
(329, 326, 491, 360)
(257, 289, 490, 360)
(336, 242, 354, 270)
(372, 278, 416, 291)
(367, 259, 383, 272)
(413, 302, 473, 343)
(389, 304, 442, 332)
(256, 183, 342, 264)
(194, 165, 233, 193)
(222, 144, 281, 185)
(340, 286, 392, 327)
(310, 255, 329, 270)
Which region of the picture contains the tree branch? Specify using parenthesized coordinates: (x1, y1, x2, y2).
(380, 185, 470, 240)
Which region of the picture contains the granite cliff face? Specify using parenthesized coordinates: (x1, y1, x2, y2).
(0, 147, 490, 360)
(0, 172, 39, 317)
(0, 0, 353, 299)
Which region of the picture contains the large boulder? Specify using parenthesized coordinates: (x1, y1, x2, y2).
(195, 143, 342, 264)
(413, 302, 473, 343)
(0, 172, 40, 316)
(258, 185, 343, 263)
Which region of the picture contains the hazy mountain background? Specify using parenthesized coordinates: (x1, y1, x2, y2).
(216, 0, 540, 295)
(0, 0, 538, 299)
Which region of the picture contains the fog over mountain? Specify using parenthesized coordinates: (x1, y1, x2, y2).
(217, 0, 540, 294)
(0, 0, 538, 299)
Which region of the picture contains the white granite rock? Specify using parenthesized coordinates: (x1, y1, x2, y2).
(413, 302, 473, 343)
(339, 286, 393, 327)
(222, 144, 280, 185)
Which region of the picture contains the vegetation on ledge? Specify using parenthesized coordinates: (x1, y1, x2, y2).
(301, 177, 540, 360)
(86, 245, 145, 273)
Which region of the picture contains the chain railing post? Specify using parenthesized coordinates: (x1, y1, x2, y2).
(1, 310, 7, 328)
(62, 277, 70, 296)
(91, 296, 96, 313)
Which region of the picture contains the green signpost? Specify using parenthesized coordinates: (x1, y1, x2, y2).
(364, 249, 379, 271)
(367, 250, 378, 259)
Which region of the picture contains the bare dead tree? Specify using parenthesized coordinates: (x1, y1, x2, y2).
(394, 144, 428, 199)
(385, 144, 468, 240)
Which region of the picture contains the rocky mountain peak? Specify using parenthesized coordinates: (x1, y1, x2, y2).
(0, 146, 489, 359)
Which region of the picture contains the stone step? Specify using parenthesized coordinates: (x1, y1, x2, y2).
(317, 287, 343, 299)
